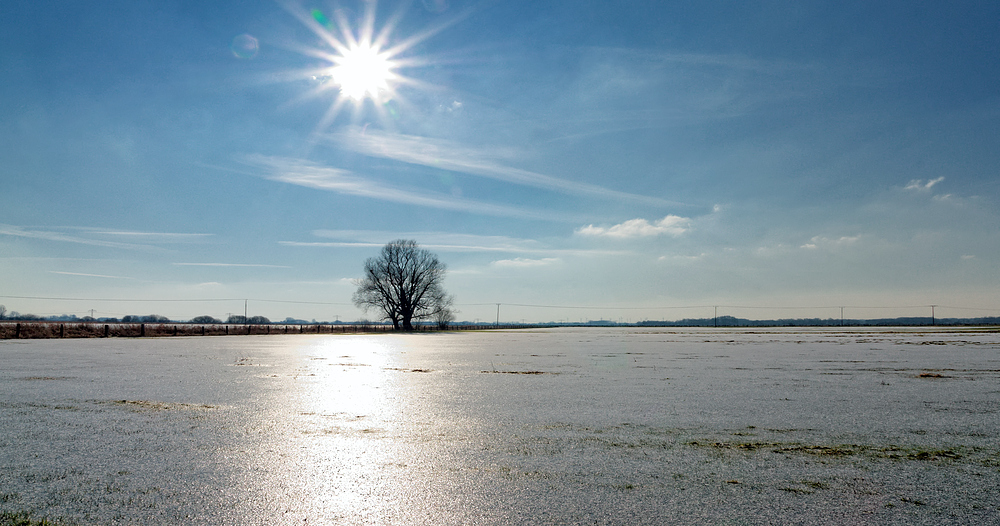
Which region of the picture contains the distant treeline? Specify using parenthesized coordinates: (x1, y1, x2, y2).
(629, 315, 1000, 327)
(2, 312, 999, 327)
(0, 321, 535, 339)
(0, 313, 312, 325)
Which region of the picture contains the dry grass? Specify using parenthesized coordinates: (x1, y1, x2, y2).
(0, 322, 400, 339)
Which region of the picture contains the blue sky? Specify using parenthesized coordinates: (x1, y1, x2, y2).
(2, 0, 998, 323)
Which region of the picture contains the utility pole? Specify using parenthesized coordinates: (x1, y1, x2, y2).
(244, 299, 248, 325)
(930, 304, 937, 326)
(840, 306, 844, 326)
(714, 306, 718, 327)
(496, 303, 500, 327)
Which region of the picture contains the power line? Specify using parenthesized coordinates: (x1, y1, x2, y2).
(0, 295, 239, 302)
(456, 302, 989, 311)
(4, 295, 997, 316)
(0, 295, 351, 306)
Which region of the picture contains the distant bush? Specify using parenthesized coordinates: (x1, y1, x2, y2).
(122, 314, 170, 323)
(191, 315, 222, 324)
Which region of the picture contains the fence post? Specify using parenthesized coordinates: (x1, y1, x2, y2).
(60, 324, 64, 338)
(104, 325, 109, 338)
(16, 323, 21, 339)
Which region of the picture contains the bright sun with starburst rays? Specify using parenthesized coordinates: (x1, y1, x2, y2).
(329, 42, 396, 101)
(280, 1, 457, 134)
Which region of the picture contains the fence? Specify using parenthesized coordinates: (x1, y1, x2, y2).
(0, 322, 535, 340)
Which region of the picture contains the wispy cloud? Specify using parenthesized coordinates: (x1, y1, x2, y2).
(331, 129, 684, 207)
(280, 240, 627, 257)
(88, 231, 213, 242)
(800, 235, 860, 250)
(0, 225, 213, 250)
(311, 229, 547, 253)
(244, 154, 572, 221)
(282, 229, 631, 257)
(173, 263, 291, 268)
(576, 215, 691, 238)
(48, 271, 133, 279)
(492, 257, 560, 268)
(0, 224, 157, 250)
(658, 253, 708, 262)
(905, 177, 945, 191)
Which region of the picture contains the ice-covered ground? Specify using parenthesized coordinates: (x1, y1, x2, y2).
(2, 327, 998, 524)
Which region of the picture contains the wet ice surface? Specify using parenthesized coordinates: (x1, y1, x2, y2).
(2, 327, 999, 524)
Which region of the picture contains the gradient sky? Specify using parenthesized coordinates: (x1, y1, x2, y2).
(2, 0, 998, 323)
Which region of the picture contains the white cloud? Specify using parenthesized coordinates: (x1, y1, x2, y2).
(800, 235, 860, 249)
(331, 128, 683, 207)
(0, 224, 159, 250)
(173, 263, 291, 268)
(48, 271, 132, 279)
(905, 176, 945, 191)
(576, 215, 691, 238)
(243, 154, 568, 221)
(658, 253, 707, 262)
(961, 254, 976, 260)
(284, 230, 631, 257)
(492, 257, 560, 268)
(87, 231, 213, 242)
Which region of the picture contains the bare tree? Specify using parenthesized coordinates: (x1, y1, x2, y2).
(0, 304, 5, 320)
(432, 292, 456, 329)
(353, 239, 450, 330)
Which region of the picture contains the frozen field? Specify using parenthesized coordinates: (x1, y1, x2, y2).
(2, 327, 999, 524)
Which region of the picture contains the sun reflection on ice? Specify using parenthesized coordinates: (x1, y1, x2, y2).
(304, 337, 395, 418)
(293, 336, 409, 520)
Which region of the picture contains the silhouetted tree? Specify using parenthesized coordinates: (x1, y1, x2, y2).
(226, 315, 246, 324)
(353, 239, 451, 330)
(191, 315, 222, 324)
(0, 304, 5, 320)
(247, 315, 270, 324)
(432, 292, 456, 329)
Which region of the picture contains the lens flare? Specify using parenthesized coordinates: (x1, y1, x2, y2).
(311, 8, 331, 28)
(231, 34, 259, 59)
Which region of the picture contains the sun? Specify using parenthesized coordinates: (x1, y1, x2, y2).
(328, 43, 396, 101)
(277, 1, 460, 136)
